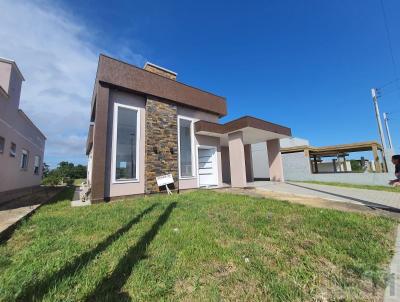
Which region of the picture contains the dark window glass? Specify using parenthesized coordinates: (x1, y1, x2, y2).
(0, 136, 4, 154)
(34, 155, 41, 175)
(21, 149, 28, 169)
(115, 106, 137, 180)
(179, 118, 193, 177)
(10, 142, 16, 157)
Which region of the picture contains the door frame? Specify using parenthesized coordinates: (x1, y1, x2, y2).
(196, 145, 219, 188)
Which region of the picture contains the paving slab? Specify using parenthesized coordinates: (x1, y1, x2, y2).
(250, 181, 400, 211)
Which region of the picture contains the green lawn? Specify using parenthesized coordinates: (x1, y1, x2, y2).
(0, 188, 397, 301)
(295, 180, 400, 193)
(73, 178, 86, 186)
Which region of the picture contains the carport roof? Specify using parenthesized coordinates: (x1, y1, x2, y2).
(281, 141, 383, 157)
(194, 116, 292, 146)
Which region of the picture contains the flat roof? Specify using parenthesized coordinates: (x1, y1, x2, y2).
(281, 141, 383, 156)
(96, 54, 227, 117)
(195, 116, 292, 145)
(195, 116, 292, 136)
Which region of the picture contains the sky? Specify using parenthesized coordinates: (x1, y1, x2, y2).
(0, 0, 399, 167)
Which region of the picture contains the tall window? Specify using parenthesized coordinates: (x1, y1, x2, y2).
(179, 118, 193, 177)
(10, 142, 16, 157)
(20, 149, 29, 170)
(113, 104, 139, 182)
(0, 136, 4, 154)
(34, 155, 41, 175)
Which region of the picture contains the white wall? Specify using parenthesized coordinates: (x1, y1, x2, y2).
(280, 137, 309, 148)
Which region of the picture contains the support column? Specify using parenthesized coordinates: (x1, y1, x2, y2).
(332, 159, 337, 172)
(244, 144, 254, 182)
(312, 155, 319, 173)
(91, 83, 110, 202)
(267, 139, 284, 182)
(228, 131, 247, 187)
(342, 156, 348, 172)
(372, 144, 382, 173)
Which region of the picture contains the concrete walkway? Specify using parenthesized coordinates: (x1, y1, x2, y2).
(250, 181, 400, 212)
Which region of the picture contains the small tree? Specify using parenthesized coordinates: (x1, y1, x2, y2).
(42, 162, 50, 178)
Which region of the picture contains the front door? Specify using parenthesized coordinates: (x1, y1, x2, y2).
(198, 147, 218, 187)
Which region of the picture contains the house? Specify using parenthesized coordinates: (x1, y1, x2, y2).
(86, 55, 291, 202)
(0, 58, 46, 193)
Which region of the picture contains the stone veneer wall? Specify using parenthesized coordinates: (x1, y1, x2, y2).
(145, 97, 179, 193)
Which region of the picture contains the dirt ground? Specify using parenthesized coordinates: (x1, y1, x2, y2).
(215, 187, 400, 220)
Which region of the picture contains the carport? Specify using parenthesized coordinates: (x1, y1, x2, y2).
(195, 116, 292, 187)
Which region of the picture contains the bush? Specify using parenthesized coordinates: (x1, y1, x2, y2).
(42, 174, 62, 186)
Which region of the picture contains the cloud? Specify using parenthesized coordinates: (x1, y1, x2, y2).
(0, 0, 145, 167)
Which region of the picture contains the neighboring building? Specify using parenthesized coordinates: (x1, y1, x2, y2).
(86, 55, 292, 202)
(280, 140, 392, 186)
(0, 58, 46, 193)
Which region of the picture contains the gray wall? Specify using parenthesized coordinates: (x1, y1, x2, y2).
(251, 142, 269, 179)
(282, 151, 393, 186)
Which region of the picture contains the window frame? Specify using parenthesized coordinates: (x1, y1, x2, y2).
(0, 136, 4, 154)
(10, 142, 16, 157)
(111, 102, 140, 184)
(20, 149, 29, 170)
(177, 115, 196, 179)
(34, 155, 41, 175)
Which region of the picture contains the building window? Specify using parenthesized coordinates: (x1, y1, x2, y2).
(112, 103, 139, 182)
(34, 155, 41, 175)
(178, 117, 194, 178)
(10, 142, 16, 157)
(20, 149, 29, 170)
(0, 136, 4, 154)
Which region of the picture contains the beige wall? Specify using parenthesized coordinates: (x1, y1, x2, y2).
(228, 131, 247, 187)
(177, 106, 222, 189)
(100, 92, 224, 196)
(221, 146, 231, 183)
(0, 62, 12, 94)
(105, 90, 146, 197)
(267, 139, 284, 181)
(177, 106, 219, 123)
(244, 144, 254, 182)
(0, 61, 45, 192)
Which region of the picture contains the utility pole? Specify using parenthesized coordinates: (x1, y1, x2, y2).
(371, 88, 388, 172)
(383, 112, 394, 150)
(371, 88, 387, 149)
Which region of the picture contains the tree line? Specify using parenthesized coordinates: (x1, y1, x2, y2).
(43, 161, 87, 185)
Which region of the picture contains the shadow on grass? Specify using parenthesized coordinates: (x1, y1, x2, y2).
(85, 202, 177, 302)
(16, 203, 158, 302)
(47, 186, 76, 204)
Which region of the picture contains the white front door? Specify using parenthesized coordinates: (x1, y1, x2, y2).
(198, 147, 218, 187)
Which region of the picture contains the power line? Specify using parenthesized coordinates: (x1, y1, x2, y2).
(379, 0, 400, 83)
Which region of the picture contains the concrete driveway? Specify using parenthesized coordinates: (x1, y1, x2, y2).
(249, 181, 400, 212)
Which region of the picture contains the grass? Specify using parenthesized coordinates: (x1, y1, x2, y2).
(0, 188, 397, 301)
(294, 180, 400, 193)
(73, 178, 86, 186)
